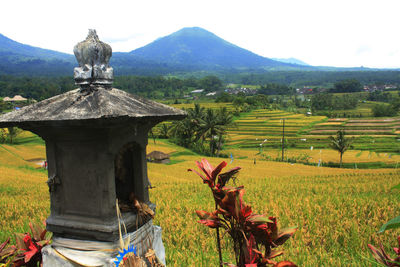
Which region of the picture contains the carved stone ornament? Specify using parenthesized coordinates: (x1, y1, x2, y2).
(73, 29, 113, 89)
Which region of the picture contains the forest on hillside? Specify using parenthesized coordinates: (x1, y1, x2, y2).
(0, 71, 400, 101)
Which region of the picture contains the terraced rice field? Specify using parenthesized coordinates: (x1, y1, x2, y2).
(311, 117, 400, 135)
(308, 117, 400, 153)
(227, 147, 400, 166)
(225, 109, 326, 149)
(223, 108, 400, 156)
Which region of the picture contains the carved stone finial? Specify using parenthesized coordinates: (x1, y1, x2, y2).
(73, 29, 113, 90)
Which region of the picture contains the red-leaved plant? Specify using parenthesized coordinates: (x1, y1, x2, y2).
(368, 236, 400, 266)
(368, 184, 400, 266)
(0, 221, 51, 267)
(189, 159, 297, 267)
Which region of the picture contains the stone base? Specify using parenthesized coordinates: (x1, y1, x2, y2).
(42, 220, 165, 266)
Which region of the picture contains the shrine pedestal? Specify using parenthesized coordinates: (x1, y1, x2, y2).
(42, 220, 165, 267)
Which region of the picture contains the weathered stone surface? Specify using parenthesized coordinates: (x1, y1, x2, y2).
(0, 87, 186, 128)
(73, 29, 113, 87)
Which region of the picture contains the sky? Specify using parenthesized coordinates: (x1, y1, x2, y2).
(1, 0, 400, 68)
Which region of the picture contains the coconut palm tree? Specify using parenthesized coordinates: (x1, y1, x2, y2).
(170, 117, 196, 147)
(198, 109, 224, 155)
(197, 107, 235, 156)
(215, 107, 234, 156)
(329, 129, 353, 168)
(158, 123, 170, 139)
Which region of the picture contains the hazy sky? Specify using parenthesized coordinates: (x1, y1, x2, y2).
(1, 0, 400, 68)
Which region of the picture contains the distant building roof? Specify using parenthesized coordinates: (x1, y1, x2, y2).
(206, 92, 217, 96)
(191, 89, 204, 94)
(3, 95, 27, 102)
(146, 151, 170, 160)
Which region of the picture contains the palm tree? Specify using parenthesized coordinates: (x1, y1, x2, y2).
(215, 107, 234, 156)
(329, 129, 353, 168)
(159, 123, 170, 139)
(7, 127, 20, 144)
(170, 118, 196, 147)
(197, 107, 235, 156)
(198, 109, 224, 155)
(188, 104, 205, 142)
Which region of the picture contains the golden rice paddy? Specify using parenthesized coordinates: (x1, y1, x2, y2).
(1, 136, 400, 266)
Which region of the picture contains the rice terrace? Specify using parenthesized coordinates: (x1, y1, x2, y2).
(1, 105, 400, 265)
(2, 3, 400, 266)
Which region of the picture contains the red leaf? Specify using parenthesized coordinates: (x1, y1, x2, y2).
(200, 158, 214, 177)
(274, 227, 297, 246)
(22, 234, 39, 263)
(198, 219, 222, 228)
(0, 237, 10, 252)
(247, 214, 273, 224)
(211, 161, 227, 181)
(29, 222, 47, 242)
(217, 166, 241, 187)
(274, 261, 297, 267)
(24, 246, 38, 263)
(195, 159, 213, 184)
(216, 207, 230, 216)
(268, 217, 278, 240)
(220, 189, 241, 220)
(241, 205, 253, 218)
(368, 244, 393, 266)
(268, 250, 284, 259)
(245, 235, 258, 264)
(188, 168, 209, 185)
(195, 210, 216, 220)
(15, 233, 27, 250)
(0, 245, 17, 258)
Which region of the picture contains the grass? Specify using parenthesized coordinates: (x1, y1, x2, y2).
(146, 148, 400, 266)
(1, 102, 400, 266)
(1, 137, 400, 266)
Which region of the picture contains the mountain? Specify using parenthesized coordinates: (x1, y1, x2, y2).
(0, 34, 74, 61)
(0, 28, 320, 76)
(0, 33, 75, 76)
(272, 57, 309, 66)
(130, 27, 306, 70)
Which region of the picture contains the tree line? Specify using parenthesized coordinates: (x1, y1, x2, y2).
(224, 70, 400, 87)
(0, 75, 224, 100)
(311, 93, 359, 111)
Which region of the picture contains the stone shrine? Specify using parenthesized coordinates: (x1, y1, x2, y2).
(0, 30, 185, 265)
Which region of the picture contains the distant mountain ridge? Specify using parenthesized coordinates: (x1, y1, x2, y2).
(272, 57, 310, 66)
(0, 33, 73, 60)
(0, 27, 368, 77)
(130, 27, 304, 70)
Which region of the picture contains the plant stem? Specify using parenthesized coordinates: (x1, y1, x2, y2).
(215, 201, 223, 267)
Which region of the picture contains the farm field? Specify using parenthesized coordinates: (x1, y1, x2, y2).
(227, 147, 400, 167)
(1, 137, 400, 266)
(225, 109, 326, 149)
(223, 108, 400, 159)
(162, 103, 399, 160)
